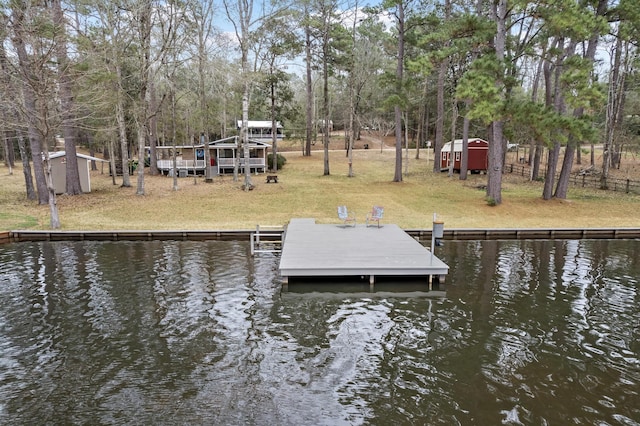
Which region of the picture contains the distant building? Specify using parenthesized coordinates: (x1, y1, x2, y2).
(237, 120, 284, 142)
(153, 136, 270, 176)
(49, 151, 107, 194)
(440, 138, 489, 173)
(316, 119, 333, 133)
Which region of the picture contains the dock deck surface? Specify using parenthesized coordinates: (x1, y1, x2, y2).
(279, 218, 449, 281)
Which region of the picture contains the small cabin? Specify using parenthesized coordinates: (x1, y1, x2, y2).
(154, 136, 271, 176)
(237, 120, 283, 142)
(49, 151, 107, 194)
(209, 137, 270, 175)
(440, 138, 489, 173)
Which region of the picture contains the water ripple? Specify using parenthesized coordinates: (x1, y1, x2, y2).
(0, 240, 639, 424)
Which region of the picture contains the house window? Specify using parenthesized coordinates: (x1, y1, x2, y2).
(455, 152, 461, 161)
(220, 149, 234, 158)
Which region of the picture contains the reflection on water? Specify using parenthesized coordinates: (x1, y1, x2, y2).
(0, 239, 638, 424)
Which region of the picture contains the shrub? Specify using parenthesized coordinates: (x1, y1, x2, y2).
(267, 153, 287, 170)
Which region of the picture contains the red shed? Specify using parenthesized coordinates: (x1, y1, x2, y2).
(440, 138, 489, 173)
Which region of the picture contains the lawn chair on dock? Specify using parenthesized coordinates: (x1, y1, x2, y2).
(337, 205, 356, 227)
(366, 206, 384, 228)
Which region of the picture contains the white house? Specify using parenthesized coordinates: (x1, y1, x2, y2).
(236, 120, 284, 142)
(153, 136, 271, 176)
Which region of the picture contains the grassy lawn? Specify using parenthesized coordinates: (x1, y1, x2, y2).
(1, 147, 639, 231)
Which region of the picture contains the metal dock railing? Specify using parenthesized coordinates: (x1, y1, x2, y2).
(250, 225, 285, 255)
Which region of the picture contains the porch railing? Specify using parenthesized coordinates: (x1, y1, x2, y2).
(157, 159, 206, 170)
(217, 158, 266, 168)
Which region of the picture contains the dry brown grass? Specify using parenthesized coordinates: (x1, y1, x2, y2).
(2, 142, 640, 231)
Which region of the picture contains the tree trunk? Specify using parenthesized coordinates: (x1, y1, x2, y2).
(553, 0, 607, 197)
(322, 28, 330, 177)
(304, 14, 313, 157)
(393, 102, 402, 181)
(148, 79, 160, 176)
(543, 38, 570, 200)
(271, 77, 279, 172)
(448, 101, 457, 178)
(415, 80, 428, 160)
(556, 0, 607, 198)
(543, 139, 560, 199)
(528, 47, 544, 180)
(347, 6, 357, 178)
(108, 135, 117, 186)
(171, 90, 179, 191)
(51, 0, 82, 195)
(242, 86, 253, 190)
(17, 133, 36, 200)
(433, 59, 446, 173)
(603, 34, 627, 188)
(393, 0, 404, 182)
(135, 117, 147, 196)
(486, 0, 507, 205)
(12, 5, 48, 204)
(135, 0, 152, 196)
(403, 111, 409, 176)
(460, 115, 470, 180)
(116, 63, 131, 187)
(1, 126, 14, 173)
(554, 141, 575, 198)
(531, 143, 541, 181)
(487, 121, 504, 204)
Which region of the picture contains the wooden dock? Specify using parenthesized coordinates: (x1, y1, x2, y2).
(278, 218, 449, 284)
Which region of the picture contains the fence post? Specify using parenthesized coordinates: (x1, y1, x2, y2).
(627, 179, 630, 194)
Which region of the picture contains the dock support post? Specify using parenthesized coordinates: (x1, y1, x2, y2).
(431, 213, 444, 265)
(369, 275, 375, 291)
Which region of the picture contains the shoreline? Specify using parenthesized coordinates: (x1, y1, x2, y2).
(3, 227, 640, 245)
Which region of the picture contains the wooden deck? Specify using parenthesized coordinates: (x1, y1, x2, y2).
(278, 218, 449, 284)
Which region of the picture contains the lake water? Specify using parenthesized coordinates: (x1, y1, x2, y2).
(0, 239, 638, 425)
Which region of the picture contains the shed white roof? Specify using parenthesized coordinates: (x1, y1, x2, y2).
(441, 138, 487, 152)
(48, 151, 108, 162)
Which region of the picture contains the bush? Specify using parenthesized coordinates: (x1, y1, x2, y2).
(267, 153, 287, 170)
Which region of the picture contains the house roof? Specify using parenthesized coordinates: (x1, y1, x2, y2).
(153, 136, 271, 150)
(209, 139, 271, 148)
(236, 120, 282, 128)
(48, 151, 108, 162)
(442, 138, 488, 152)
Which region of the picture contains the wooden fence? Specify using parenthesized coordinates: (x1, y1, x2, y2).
(504, 163, 640, 195)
